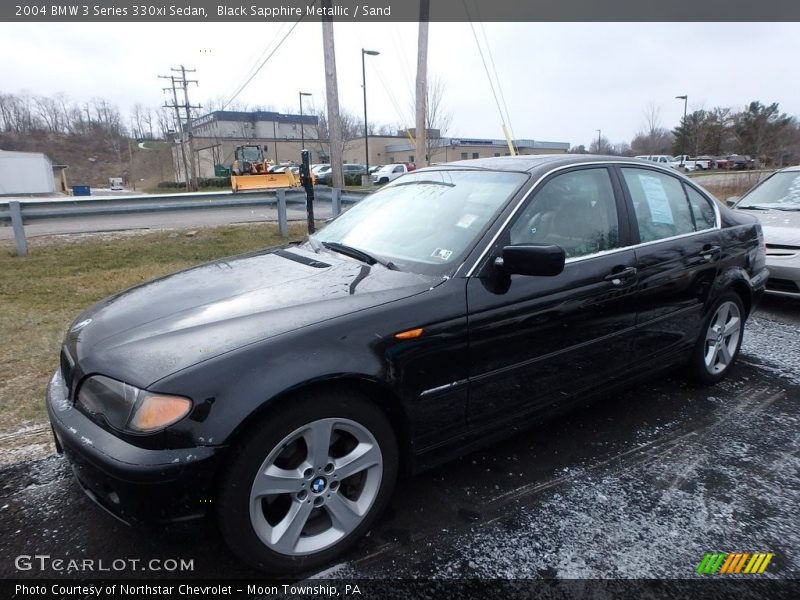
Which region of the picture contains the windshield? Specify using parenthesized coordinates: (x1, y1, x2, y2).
(738, 172, 800, 209)
(311, 169, 528, 275)
(239, 147, 262, 162)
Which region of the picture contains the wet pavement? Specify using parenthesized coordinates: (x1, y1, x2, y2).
(1, 297, 797, 580)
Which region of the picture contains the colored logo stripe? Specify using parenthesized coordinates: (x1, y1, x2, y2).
(697, 552, 774, 575)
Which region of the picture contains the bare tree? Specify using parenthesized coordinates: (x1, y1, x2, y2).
(424, 75, 452, 162)
(130, 103, 146, 139)
(406, 75, 453, 163)
(309, 107, 361, 163)
(589, 135, 613, 154)
(141, 106, 155, 139)
(630, 101, 674, 155)
(157, 106, 174, 139)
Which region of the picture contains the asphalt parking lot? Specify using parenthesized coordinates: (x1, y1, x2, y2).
(1, 297, 798, 580)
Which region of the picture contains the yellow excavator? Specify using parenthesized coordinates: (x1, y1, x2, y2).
(230, 145, 313, 192)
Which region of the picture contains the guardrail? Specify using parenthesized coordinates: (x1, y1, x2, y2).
(0, 187, 368, 256)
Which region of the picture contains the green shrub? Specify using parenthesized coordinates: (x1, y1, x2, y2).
(344, 174, 363, 186)
(199, 176, 231, 188)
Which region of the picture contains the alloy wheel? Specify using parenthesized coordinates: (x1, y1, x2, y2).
(703, 300, 742, 375)
(248, 418, 383, 556)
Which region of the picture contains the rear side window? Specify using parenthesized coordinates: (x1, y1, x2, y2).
(684, 186, 717, 230)
(620, 168, 696, 243)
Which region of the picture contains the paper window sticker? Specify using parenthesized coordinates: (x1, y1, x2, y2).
(639, 175, 674, 225)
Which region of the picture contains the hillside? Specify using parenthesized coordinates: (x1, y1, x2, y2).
(0, 131, 175, 191)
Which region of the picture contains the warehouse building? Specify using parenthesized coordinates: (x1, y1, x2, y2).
(174, 110, 570, 181)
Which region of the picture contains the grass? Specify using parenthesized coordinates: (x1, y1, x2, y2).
(0, 222, 308, 433)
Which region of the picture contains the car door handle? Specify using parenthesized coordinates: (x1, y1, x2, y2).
(699, 245, 721, 262)
(604, 266, 637, 286)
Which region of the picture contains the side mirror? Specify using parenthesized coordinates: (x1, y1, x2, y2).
(725, 196, 740, 207)
(494, 244, 566, 277)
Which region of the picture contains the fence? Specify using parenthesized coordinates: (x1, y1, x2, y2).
(0, 188, 368, 257)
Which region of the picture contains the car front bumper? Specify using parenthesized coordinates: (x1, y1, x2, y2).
(765, 250, 800, 298)
(46, 369, 227, 525)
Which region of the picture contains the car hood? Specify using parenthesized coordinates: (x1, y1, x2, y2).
(65, 244, 442, 387)
(737, 209, 800, 246)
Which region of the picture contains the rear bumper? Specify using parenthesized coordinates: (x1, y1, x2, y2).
(46, 370, 227, 525)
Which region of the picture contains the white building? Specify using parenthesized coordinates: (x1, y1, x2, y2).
(0, 150, 65, 195)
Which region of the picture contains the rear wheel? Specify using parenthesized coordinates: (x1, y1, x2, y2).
(217, 390, 398, 573)
(687, 292, 745, 384)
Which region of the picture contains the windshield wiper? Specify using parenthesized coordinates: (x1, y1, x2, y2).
(768, 205, 800, 211)
(390, 180, 456, 188)
(321, 241, 397, 270)
(737, 205, 772, 210)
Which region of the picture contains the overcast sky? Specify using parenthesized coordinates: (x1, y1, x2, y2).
(0, 21, 798, 148)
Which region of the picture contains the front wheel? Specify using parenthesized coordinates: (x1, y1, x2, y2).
(217, 390, 398, 573)
(687, 292, 745, 384)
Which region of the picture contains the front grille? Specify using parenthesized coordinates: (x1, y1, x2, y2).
(60, 348, 75, 398)
(766, 278, 800, 293)
(766, 244, 799, 258)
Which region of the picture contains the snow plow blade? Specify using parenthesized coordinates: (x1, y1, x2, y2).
(231, 171, 299, 192)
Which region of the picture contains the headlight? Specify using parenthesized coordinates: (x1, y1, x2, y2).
(77, 376, 192, 433)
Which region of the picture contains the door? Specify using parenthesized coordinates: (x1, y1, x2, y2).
(616, 167, 722, 361)
(466, 166, 639, 426)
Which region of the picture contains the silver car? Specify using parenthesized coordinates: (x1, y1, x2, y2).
(733, 165, 800, 298)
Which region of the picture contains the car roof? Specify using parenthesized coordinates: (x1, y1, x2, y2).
(777, 165, 800, 172)
(418, 154, 665, 174)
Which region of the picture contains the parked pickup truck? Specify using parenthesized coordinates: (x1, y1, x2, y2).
(634, 155, 711, 172)
(371, 162, 416, 185)
(673, 155, 712, 171)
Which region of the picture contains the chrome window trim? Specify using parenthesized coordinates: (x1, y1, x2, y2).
(465, 160, 722, 277)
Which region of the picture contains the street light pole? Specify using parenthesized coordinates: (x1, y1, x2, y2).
(362, 49, 379, 180)
(596, 129, 601, 153)
(299, 91, 312, 154)
(675, 95, 688, 167)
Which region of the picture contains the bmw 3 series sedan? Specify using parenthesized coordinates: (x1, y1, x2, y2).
(47, 155, 768, 573)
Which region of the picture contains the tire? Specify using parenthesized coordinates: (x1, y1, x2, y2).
(687, 292, 745, 385)
(217, 389, 398, 574)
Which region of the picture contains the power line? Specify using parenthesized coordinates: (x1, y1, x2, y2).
(463, 0, 515, 155)
(477, 19, 517, 152)
(223, 17, 304, 109)
(224, 22, 291, 108)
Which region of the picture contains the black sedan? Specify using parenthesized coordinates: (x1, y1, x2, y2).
(47, 155, 768, 574)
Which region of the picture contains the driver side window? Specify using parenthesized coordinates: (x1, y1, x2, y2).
(509, 168, 620, 259)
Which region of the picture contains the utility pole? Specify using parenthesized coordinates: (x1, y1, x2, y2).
(321, 0, 344, 189)
(415, 0, 430, 167)
(127, 133, 136, 191)
(175, 65, 201, 191)
(675, 94, 688, 167)
(160, 74, 190, 191)
(361, 48, 379, 182)
(160, 66, 201, 191)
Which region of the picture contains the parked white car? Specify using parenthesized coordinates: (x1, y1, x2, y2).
(372, 163, 412, 185)
(634, 155, 709, 172)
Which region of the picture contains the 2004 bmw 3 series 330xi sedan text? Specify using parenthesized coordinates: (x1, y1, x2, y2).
(47, 155, 768, 573)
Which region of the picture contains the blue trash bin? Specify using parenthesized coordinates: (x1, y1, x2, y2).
(72, 185, 91, 196)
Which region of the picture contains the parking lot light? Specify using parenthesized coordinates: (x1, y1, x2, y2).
(362, 49, 380, 178)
